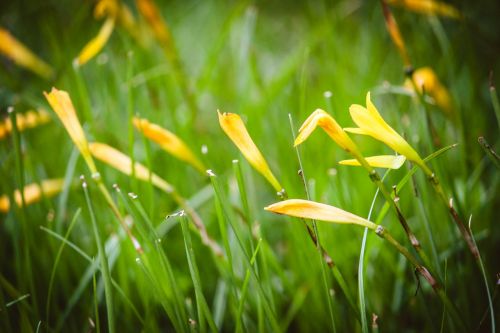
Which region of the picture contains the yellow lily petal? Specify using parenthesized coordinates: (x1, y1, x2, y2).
(406, 67, 453, 114)
(89, 142, 174, 193)
(0, 179, 65, 213)
(133, 117, 206, 173)
(218, 111, 282, 192)
(339, 155, 406, 169)
(0, 27, 54, 79)
(348, 92, 424, 166)
(0, 108, 51, 140)
(265, 199, 377, 230)
(44, 88, 97, 174)
(386, 0, 461, 19)
(295, 109, 361, 155)
(74, 16, 115, 67)
(135, 0, 175, 59)
(381, 2, 411, 67)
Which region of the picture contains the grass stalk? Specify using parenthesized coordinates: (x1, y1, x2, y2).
(82, 177, 115, 333)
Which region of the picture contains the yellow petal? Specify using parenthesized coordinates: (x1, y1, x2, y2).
(218, 111, 282, 192)
(408, 67, 453, 114)
(339, 155, 406, 169)
(135, 0, 175, 59)
(295, 109, 360, 155)
(0, 27, 54, 79)
(133, 117, 206, 173)
(0, 108, 51, 140)
(349, 92, 424, 165)
(74, 16, 115, 67)
(44, 88, 97, 174)
(89, 142, 174, 193)
(0, 179, 65, 213)
(386, 0, 461, 19)
(265, 199, 377, 229)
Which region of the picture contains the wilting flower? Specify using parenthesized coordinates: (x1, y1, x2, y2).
(295, 109, 361, 155)
(135, 0, 175, 59)
(218, 111, 283, 192)
(89, 142, 174, 193)
(345, 92, 425, 168)
(386, 0, 461, 19)
(265, 199, 377, 230)
(381, 1, 411, 67)
(407, 67, 453, 114)
(0, 27, 54, 79)
(0, 179, 65, 213)
(44, 88, 97, 174)
(339, 155, 406, 169)
(133, 117, 205, 173)
(0, 108, 51, 140)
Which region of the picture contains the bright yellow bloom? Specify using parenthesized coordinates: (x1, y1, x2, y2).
(218, 111, 283, 192)
(89, 142, 174, 193)
(265, 199, 377, 230)
(295, 109, 361, 155)
(0, 109, 51, 140)
(74, 17, 115, 66)
(0, 179, 65, 213)
(44, 88, 97, 174)
(345, 92, 425, 167)
(407, 67, 453, 114)
(0, 27, 54, 79)
(381, 2, 411, 67)
(386, 0, 461, 19)
(339, 155, 406, 169)
(133, 117, 205, 173)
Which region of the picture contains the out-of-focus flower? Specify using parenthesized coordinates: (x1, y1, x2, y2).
(265, 199, 377, 230)
(0, 179, 65, 213)
(345, 92, 425, 168)
(44, 88, 97, 174)
(89, 142, 174, 193)
(406, 67, 453, 114)
(0, 109, 51, 140)
(0, 27, 54, 79)
(386, 0, 461, 19)
(133, 117, 205, 173)
(339, 155, 406, 169)
(381, 1, 411, 67)
(218, 111, 283, 193)
(74, 17, 115, 66)
(295, 109, 361, 155)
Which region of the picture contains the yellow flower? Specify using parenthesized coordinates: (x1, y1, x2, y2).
(0, 179, 65, 213)
(295, 109, 361, 155)
(386, 0, 461, 19)
(0, 108, 51, 140)
(218, 111, 283, 193)
(89, 142, 174, 193)
(407, 67, 453, 114)
(339, 155, 406, 169)
(135, 0, 175, 59)
(265, 199, 377, 230)
(0, 27, 54, 79)
(345, 92, 425, 167)
(133, 117, 206, 173)
(381, 2, 411, 67)
(74, 17, 115, 66)
(44, 88, 97, 174)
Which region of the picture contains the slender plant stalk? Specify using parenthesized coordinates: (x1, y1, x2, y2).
(478, 136, 500, 169)
(489, 73, 500, 130)
(82, 177, 115, 333)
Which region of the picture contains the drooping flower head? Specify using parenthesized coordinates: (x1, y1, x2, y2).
(44, 88, 97, 174)
(0, 179, 65, 213)
(386, 0, 461, 19)
(407, 67, 453, 114)
(0, 109, 51, 140)
(345, 92, 425, 167)
(133, 117, 206, 173)
(265, 199, 377, 230)
(218, 111, 283, 193)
